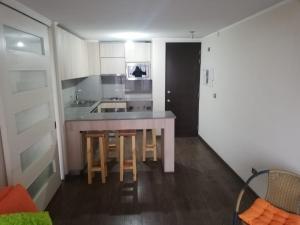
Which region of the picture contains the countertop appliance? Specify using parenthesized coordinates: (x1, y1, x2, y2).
(126, 63, 150, 80)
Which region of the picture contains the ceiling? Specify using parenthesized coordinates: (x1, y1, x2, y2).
(18, 0, 283, 40)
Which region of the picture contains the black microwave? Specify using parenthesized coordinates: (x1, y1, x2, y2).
(126, 63, 151, 80)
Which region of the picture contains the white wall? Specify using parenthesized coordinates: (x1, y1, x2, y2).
(199, 0, 300, 196)
(151, 39, 166, 112)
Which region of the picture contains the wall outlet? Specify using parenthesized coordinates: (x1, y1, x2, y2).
(252, 168, 258, 175)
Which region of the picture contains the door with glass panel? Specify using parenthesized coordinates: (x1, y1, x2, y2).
(0, 4, 61, 209)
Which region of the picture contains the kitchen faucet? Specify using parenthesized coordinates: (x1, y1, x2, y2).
(75, 89, 82, 104)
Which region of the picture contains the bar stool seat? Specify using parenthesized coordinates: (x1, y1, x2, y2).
(142, 129, 157, 161)
(118, 130, 137, 182)
(119, 130, 137, 136)
(81, 130, 107, 184)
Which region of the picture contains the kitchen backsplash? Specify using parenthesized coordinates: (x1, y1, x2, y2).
(76, 75, 102, 100)
(125, 80, 152, 94)
(61, 78, 83, 107)
(62, 75, 102, 106)
(61, 75, 153, 106)
(101, 75, 125, 84)
(102, 84, 125, 99)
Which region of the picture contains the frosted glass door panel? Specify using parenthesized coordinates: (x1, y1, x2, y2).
(20, 133, 53, 171)
(9, 70, 48, 93)
(4, 26, 44, 55)
(15, 103, 50, 134)
(27, 162, 54, 198)
(0, 4, 61, 210)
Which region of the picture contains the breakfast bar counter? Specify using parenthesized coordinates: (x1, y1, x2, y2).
(64, 109, 176, 174)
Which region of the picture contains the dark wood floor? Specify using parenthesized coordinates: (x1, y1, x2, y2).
(47, 136, 256, 225)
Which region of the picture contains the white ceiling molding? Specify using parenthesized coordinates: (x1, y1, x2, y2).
(0, 0, 51, 26)
(16, 0, 283, 40)
(206, 0, 292, 39)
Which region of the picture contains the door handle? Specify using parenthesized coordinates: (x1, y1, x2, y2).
(166, 99, 171, 103)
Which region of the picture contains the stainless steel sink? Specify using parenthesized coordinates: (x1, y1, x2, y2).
(70, 100, 97, 108)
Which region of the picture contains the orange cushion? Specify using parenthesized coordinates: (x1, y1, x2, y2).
(239, 198, 300, 225)
(0, 187, 13, 202)
(0, 184, 38, 214)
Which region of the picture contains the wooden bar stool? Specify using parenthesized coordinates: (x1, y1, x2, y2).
(81, 131, 107, 184)
(142, 129, 157, 161)
(118, 130, 137, 182)
(106, 131, 118, 161)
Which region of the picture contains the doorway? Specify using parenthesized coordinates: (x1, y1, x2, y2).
(165, 43, 201, 137)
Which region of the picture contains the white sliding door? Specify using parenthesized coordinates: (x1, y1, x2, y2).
(0, 4, 61, 209)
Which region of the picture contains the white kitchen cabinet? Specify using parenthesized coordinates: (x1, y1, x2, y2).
(125, 42, 151, 62)
(70, 34, 81, 78)
(100, 42, 125, 58)
(58, 28, 72, 80)
(79, 40, 89, 76)
(55, 27, 89, 80)
(87, 42, 100, 75)
(100, 58, 125, 75)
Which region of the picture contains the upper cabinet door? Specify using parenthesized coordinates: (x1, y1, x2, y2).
(125, 42, 151, 62)
(87, 42, 100, 75)
(100, 58, 125, 75)
(55, 27, 89, 80)
(56, 28, 72, 80)
(100, 42, 125, 58)
(78, 38, 89, 77)
(70, 35, 81, 78)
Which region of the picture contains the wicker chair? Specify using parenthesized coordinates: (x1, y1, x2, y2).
(233, 169, 300, 225)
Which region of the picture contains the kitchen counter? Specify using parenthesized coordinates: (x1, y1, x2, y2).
(64, 104, 176, 174)
(64, 101, 174, 121)
(65, 107, 175, 121)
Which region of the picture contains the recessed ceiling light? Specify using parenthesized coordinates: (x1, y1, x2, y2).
(16, 41, 25, 47)
(110, 32, 148, 40)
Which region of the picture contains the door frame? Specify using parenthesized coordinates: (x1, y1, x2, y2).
(0, 120, 8, 187)
(151, 38, 202, 136)
(165, 42, 201, 136)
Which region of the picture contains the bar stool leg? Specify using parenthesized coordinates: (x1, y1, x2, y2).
(132, 135, 137, 181)
(82, 133, 86, 165)
(87, 137, 92, 184)
(91, 138, 95, 178)
(119, 136, 124, 182)
(152, 129, 157, 161)
(104, 136, 108, 177)
(142, 129, 157, 162)
(99, 137, 106, 184)
(142, 129, 146, 162)
(115, 139, 119, 162)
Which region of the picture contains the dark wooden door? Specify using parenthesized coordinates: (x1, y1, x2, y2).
(166, 43, 201, 137)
